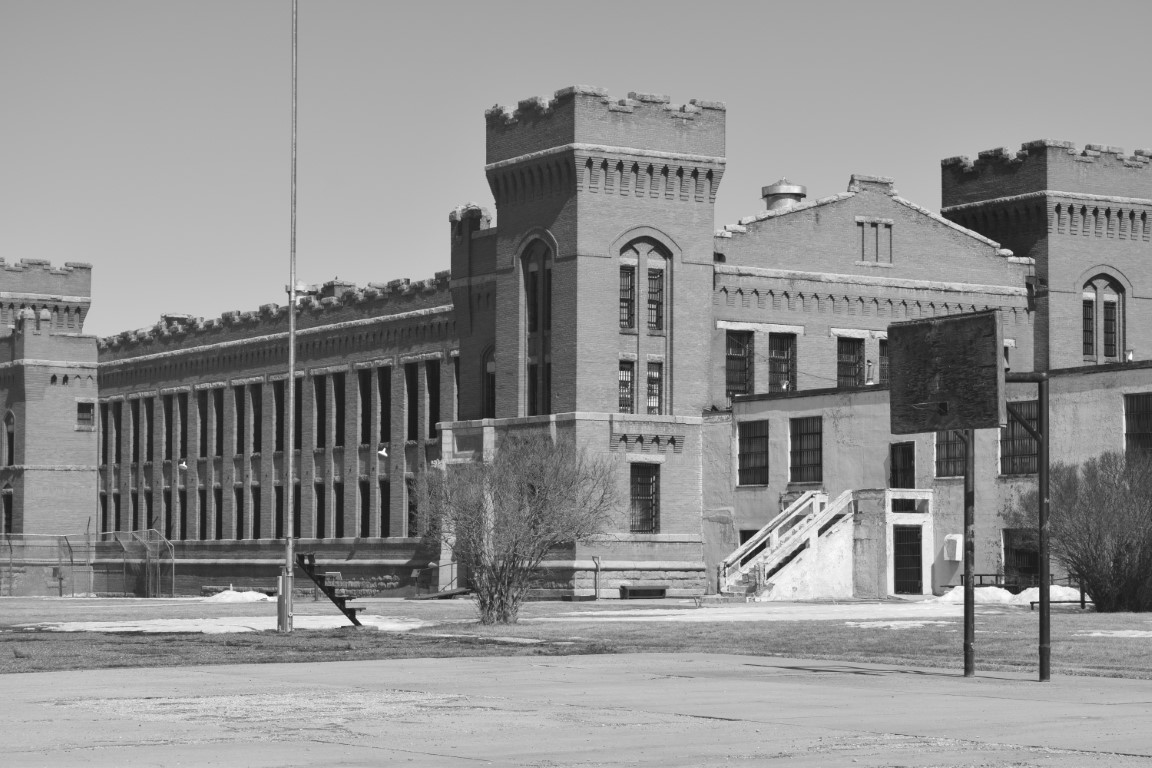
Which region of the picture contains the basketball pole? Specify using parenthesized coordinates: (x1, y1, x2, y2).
(1006, 371, 1050, 681)
(962, 428, 975, 678)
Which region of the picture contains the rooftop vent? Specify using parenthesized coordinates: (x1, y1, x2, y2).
(761, 178, 807, 212)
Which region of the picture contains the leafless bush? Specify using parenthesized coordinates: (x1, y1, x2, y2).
(1008, 451, 1152, 611)
(426, 433, 619, 624)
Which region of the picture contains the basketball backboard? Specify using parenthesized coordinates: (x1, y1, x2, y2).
(888, 310, 1006, 435)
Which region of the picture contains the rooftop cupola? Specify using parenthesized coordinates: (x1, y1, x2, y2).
(761, 178, 807, 212)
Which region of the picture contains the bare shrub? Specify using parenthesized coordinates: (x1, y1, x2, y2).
(426, 433, 619, 624)
(1008, 451, 1152, 611)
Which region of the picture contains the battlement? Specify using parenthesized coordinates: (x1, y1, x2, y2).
(0, 258, 92, 300)
(485, 85, 726, 165)
(97, 271, 452, 357)
(942, 139, 1152, 208)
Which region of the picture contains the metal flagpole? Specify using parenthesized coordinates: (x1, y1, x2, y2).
(962, 428, 975, 677)
(278, 0, 298, 633)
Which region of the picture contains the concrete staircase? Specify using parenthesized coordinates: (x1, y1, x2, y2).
(718, 490, 855, 600)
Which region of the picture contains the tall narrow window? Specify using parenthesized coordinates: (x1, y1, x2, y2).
(629, 463, 660, 533)
(405, 363, 419, 441)
(1124, 393, 1152, 456)
(646, 362, 663, 415)
(130, 400, 140, 463)
(164, 395, 174, 459)
(1104, 298, 1118, 358)
(934, 430, 966, 477)
(378, 366, 392, 443)
(482, 350, 496, 419)
(273, 380, 284, 452)
(178, 393, 188, 459)
(379, 479, 391, 537)
(725, 331, 753, 404)
(293, 483, 302, 539)
(618, 361, 635, 414)
(99, 404, 108, 464)
(426, 361, 440, 438)
(1001, 400, 1039, 475)
(113, 401, 123, 464)
(647, 269, 664, 331)
(214, 487, 223, 541)
(251, 486, 261, 539)
(314, 483, 326, 539)
(234, 487, 245, 540)
(768, 333, 796, 392)
(359, 479, 370, 538)
(314, 375, 327, 448)
(543, 267, 552, 331)
(234, 386, 246, 455)
(197, 391, 208, 458)
(619, 266, 636, 329)
(144, 398, 154, 461)
(406, 476, 418, 537)
(879, 339, 890, 386)
(525, 266, 540, 333)
(789, 416, 823, 483)
(198, 489, 208, 540)
(1083, 299, 1095, 358)
(526, 363, 539, 416)
(275, 485, 284, 539)
(213, 389, 223, 458)
(359, 369, 372, 445)
(837, 337, 864, 388)
(333, 372, 345, 447)
(738, 420, 770, 485)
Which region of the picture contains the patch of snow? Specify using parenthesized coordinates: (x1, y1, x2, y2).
(19, 615, 433, 634)
(1074, 630, 1152, 638)
(203, 590, 271, 603)
(928, 585, 1088, 606)
(844, 620, 953, 630)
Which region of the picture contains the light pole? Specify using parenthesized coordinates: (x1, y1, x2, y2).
(277, 0, 299, 633)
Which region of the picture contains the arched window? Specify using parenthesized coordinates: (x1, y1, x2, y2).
(481, 347, 496, 419)
(521, 241, 553, 416)
(4, 412, 14, 467)
(1082, 275, 1126, 363)
(618, 237, 672, 414)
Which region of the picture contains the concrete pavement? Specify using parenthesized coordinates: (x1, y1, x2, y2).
(3, 653, 1151, 766)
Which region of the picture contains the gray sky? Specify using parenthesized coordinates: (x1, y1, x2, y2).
(3, 0, 1150, 337)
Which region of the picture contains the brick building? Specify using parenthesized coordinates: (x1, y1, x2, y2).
(2, 85, 1149, 598)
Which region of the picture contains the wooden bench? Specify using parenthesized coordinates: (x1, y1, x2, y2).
(619, 585, 668, 600)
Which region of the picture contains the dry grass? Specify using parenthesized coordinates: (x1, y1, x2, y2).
(2, 596, 1150, 678)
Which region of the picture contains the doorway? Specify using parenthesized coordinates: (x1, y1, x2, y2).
(893, 525, 923, 594)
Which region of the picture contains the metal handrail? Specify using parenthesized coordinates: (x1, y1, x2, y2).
(721, 490, 825, 573)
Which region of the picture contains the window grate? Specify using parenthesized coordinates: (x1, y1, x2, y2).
(1001, 400, 1039, 475)
(629, 463, 659, 533)
(646, 362, 662, 415)
(1083, 299, 1095, 357)
(1125, 393, 1152, 456)
(879, 339, 890, 386)
(768, 333, 796, 392)
(738, 420, 769, 485)
(725, 331, 753, 404)
(618, 361, 635, 414)
(837, 337, 864, 388)
(647, 269, 664, 331)
(619, 266, 636, 329)
(1104, 300, 1117, 358)
(935, 430, 966, 477)
(789, 416, 822, 483)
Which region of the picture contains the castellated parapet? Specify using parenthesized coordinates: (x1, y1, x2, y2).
(485, 85, 726, 165)
(97, 271, 452, 360)
(942, 139, 1152, 208)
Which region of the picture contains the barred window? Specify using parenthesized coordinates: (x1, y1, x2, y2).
(618, 361, 635, 414)
(837, 337, 864, 388)
(725, 331, 753, 404)
(1125, 393, 1152, 456)
(630, 463, 659, 533)
(935, 430, 966, 477)
(647, 269, 664, 331)
(738, 420, 769, 485)
(1104, 299, 1118, 358)
(768, 333, 796, 392)
(525, 267, 539, 333)
(1000, 400, 1038, 475)
(527, 363, 539, 417)
(879, 339, 890, 386)
(76, 402, 94, 428)
(789, 416, 822, 483)
(1083, 299, 1095, 358)
(619, 266, 636, 329)
(646, 362, 662, 415)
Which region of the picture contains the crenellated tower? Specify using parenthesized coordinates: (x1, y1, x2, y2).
(457, 85, 726, 418)
(941, 140, 1152, 370)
